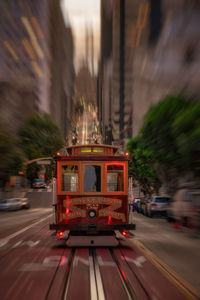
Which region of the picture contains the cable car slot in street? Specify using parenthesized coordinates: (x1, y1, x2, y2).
(62, 248, 76, 300)
(110, 248, 137, 300)
(89, 249, 106, 300)
(61, 247, 144, 300)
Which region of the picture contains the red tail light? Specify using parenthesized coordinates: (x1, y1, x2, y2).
(108, 216, 111, 224)
(66, 208, 69, 214)
(56, 231, 64, 238)
(121, 230, 130, 238)
(151, 203, 157, 206)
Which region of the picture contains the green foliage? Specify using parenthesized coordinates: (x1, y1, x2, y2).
(128, 94, 200, 194)
(0, 123, 25, 181)
(9, 147, 26, 175)
(173, 101, 200, 176)
(141, 95, 191, 166)
(20, 112, 64, 159)
(127, 137, 161, 195)
(0, 125, 13, 180)
(19, 112, 64, 181)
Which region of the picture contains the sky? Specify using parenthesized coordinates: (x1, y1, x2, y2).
(61, 0, 100, 73)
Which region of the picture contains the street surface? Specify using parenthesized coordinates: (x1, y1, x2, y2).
(0, 190, 199, 299)
(130, 212, 200, 290)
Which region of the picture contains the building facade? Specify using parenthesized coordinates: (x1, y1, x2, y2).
(0, 0, 75, 140)
(99, 0, 200, 146)
(49, 0, 75, 141)
(99, 0, 149, 148)
(132, 0, 200, 136)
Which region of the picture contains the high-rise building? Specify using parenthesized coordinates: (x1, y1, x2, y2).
(132, 0, 200, 136)
(0, 0, 75, 140)
(99, 0, 200, 149)
(99, 0, 149, 148)
(98, 0, 113, 144)
(49, 0, 75, 141)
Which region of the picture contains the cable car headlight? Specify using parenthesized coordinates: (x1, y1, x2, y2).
(88, 209, 97, 219)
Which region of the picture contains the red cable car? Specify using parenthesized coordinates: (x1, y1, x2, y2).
(50, 144, 135, 246)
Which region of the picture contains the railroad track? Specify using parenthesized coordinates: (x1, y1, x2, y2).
(47, 242, 198, 300)
(60, 247, 144, 300)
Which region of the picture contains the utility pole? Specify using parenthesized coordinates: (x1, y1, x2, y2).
(119, 0, 125, 147)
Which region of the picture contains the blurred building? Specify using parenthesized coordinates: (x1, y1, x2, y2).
(132, 0, 200, 136)
(98, 0, 113, 144)
(49, 0, 75, 141)
(112, 0, 144, 146)
(75, 63, 97, 107)
(0, 0, 75, 140)
(99, 0, 149, 148)
(99, 0, 200, 146)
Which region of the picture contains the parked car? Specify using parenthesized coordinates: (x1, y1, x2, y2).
(145, 196, 172, 217)
(137, 198, 147, 214)
(32, 178, 46, 188)
(167, 185, 200, 229)
(133, 198, 141, 212)
(0, 198, 30, 211)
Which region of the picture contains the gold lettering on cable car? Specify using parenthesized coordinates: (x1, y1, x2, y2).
(63, 197, 126, 221)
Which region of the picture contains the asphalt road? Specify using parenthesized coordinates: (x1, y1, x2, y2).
(0, 191, 199, 298)
(0, 189, 53, 235)
(129, 211, 200, 290)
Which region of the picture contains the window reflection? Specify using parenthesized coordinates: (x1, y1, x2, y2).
(107, 165, 124, 192)
(84, 165, 101, 192)
(62, 165, 78, 191)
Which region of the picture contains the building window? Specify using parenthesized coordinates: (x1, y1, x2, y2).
(183, 45, 195, 64)
(149, 0, 162, 44)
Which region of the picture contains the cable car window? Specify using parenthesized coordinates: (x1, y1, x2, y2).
(81, 147, 91, 152)
(107, 164, 124, 192)
(93, 147, 104, 153)
(62, 165, 78, 192)
(84, 165, 101, 192)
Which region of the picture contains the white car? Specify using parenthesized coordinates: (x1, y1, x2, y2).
(167, 186, 200, 229)
(0, 198, 30, 211)
(145, 196, 172, 217)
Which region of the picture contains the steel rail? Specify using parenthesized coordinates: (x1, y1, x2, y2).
(93, 250, 106, 300)
(63, 249, 76, 300)
(110, 248, 136, 300)
(62, 247, 135, 300)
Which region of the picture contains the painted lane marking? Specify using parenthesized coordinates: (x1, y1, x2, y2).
(131, 239, 200, 299)
(20, 255, 68, 271)
(43, 255, 67, 267)
(124, 255, 147, 268)
(97, 255, 115, 267)
(12, 240, 40, 248)
(0, 214, 52, 248)
(73, 256, 89, 267)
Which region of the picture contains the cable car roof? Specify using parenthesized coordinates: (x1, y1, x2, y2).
(66, 144, 119, 156)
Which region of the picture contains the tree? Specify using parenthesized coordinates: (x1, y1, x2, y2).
(140, 94, 194, 193)
(127, 137, 161, 196)
(19, 112, 64, 181)
(173, 100, 200, 178)
(127, 94, 200, 195)
(0, 122, 25, 184)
